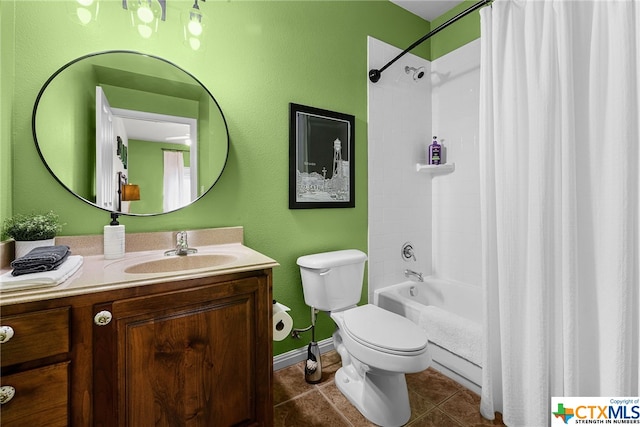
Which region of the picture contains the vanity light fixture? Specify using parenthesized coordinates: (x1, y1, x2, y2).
(122, 0, 207, 45)
(124, 0, 164, 39)
(117, 172, 141, 214)
(122, 184, 141, 203)
(183, 0, 207, 51)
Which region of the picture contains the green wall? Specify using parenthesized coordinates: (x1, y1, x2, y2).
(0, 1, 14, 225)
(1, 0, 481, 356)
(429, 0, 482, 60)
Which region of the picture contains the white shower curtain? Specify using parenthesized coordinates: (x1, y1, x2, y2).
(479, 1, 639, 425)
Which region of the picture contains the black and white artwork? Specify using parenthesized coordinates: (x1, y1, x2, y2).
(289, 103, 355, 209)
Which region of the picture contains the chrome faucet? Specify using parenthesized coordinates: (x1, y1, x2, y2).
(164, 231, 198, 256)
(404, 269, 424, 282)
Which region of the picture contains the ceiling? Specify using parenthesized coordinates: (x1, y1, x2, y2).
(390, 0, 465, 21)
(120, 117, 192, 146)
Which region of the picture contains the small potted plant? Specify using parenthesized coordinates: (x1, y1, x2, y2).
(1, 211, 64, 258)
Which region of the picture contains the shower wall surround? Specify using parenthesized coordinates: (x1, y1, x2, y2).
(368, 38, 481, 296)
(367, 37, 433, 300)
(431, 39, 481, 286)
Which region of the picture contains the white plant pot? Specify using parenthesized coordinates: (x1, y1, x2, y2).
(14, 238, 56, 259)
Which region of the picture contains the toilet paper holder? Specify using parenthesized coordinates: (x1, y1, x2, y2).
(272, 300, 294, 341)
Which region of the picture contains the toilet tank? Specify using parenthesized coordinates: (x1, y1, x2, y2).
(296, 249, 367, 312)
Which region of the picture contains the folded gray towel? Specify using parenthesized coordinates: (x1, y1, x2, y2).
(11, 251, 70, 276)
(11, 245, 70, 270)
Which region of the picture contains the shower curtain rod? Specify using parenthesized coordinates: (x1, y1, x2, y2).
(369, 0, 491, 83)
(161, 147, 190, 153)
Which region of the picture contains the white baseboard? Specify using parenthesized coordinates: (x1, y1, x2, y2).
(273, 338, 334, 371)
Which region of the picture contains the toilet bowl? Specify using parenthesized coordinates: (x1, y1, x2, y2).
(331, 305, 430, 427)
(297, 250, 431, 427)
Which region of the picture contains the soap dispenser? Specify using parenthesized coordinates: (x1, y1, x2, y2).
(429, 136, 441, 165)
(104, 213, 125, 260)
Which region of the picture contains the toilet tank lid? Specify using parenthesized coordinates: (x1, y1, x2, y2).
(297, 249, 367, 269)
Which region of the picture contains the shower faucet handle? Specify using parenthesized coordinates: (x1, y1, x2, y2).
(402, 243, 416, 261)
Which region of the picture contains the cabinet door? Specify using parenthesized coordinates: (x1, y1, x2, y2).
(93, 277, 267, 427)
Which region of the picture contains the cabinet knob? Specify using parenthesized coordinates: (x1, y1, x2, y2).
(94, 310, 113, 326)
(0, 326, 14, 344)
(0, 386, 15, 405)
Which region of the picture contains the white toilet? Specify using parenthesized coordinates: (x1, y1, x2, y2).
(297, 249, 431, 427)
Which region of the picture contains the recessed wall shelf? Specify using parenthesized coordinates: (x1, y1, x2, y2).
(416, 163, 455, 174)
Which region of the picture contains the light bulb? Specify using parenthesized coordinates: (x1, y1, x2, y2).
(137, 5, 154, 24)
(76, 8, 92, 24)
(187, 19, 203, 36)
(188, 37, 201, 51)
(76, 0, 94, 6)
(138, 24, 153, 38)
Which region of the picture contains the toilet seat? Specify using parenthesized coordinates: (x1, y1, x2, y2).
(342, 304, 428, 356)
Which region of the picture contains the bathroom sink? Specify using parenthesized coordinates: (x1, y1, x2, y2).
(124, 254, 238, 274)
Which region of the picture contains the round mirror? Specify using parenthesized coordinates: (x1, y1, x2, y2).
(33, 50, 229, 216)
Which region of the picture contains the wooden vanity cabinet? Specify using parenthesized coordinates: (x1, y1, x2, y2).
(0, 268, 273, 427)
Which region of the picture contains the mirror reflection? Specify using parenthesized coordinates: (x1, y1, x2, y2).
(33, 51, 229, 215)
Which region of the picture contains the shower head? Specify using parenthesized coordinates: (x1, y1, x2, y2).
(405, 66, 425, 81)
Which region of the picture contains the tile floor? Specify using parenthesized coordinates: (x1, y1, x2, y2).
(274, 351, 505, 427)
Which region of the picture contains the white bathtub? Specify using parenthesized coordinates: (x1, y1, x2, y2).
(374, 278, 483, 393)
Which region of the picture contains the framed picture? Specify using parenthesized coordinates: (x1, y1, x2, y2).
(289, 103, 355, 209)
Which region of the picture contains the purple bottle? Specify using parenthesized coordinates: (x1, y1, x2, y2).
(429, 136, 441, 165)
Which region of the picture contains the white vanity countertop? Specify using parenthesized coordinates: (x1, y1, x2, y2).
(0, 227, 278, 306)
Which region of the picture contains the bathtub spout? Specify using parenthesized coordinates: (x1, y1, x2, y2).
(404, 269, 424, 282)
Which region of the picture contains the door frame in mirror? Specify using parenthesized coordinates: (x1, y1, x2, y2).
(110, 107, 199, 202)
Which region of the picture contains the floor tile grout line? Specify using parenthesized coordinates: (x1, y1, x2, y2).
(436, 389, 462, 406)
(272, 360, 341, 409)
(436, 389, 480, 427)
(433, 389, 464, 408)
(410, 406, 465, 427)
(316, 381, 356, 427)
(409, 398, 436, 422)
(273, 387, 318, 408)
(433, 388, 471, 425)
(409, 386, 461, 409)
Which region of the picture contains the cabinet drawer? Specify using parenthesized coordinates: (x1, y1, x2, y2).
(1, 307, 70, 366)
(0, 361, 69, 426)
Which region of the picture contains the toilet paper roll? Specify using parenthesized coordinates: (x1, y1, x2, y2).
(273, 310, 293, 341)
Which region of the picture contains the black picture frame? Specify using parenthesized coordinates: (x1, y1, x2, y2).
(289, 103, 355, 209)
